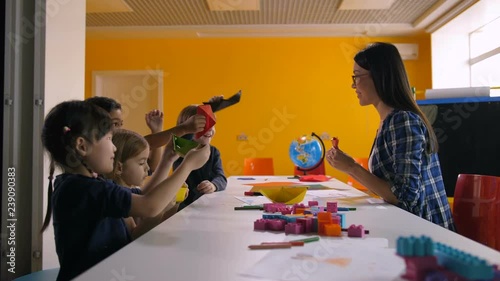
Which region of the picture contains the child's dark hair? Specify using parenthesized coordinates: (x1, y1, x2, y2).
(40, 100, 113, 232)
(86, 96, 122, 113)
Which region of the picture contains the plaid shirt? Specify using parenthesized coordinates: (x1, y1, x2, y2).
(371, 110, 455, 231)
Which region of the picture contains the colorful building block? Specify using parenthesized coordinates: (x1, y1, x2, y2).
(396, 236, 497, 281)
(331, 215, 340, 225)
(254, 219, 268, 231)
(308, 201, 318, 207)
(267, 219, 286, 231)
(296, 217, 313, 233)
(347, 224, 365, 238)
(263, 203, 286, 213)
(337, 213, 346, 228)
(284, 223, 304, 235)
(263, 212, 283, 220)
(292, 203, 307, 214)
(312, 217, 318, 233)
(324, 224, 342, 236)
(326, 201, 338, 213)
(434, 242, 494, 280)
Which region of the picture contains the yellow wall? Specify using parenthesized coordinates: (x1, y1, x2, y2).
(85, 35, 431, 182)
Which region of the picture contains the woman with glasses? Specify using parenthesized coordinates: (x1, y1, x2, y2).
(326, 42, 454, 231)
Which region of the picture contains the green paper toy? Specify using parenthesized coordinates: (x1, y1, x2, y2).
(173, 135, 198, 156)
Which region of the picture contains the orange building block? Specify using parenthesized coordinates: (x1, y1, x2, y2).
(324, 224, 342, 237)
(295, 208, 306, 214)
(317, 212, 332, 223)
(317, 212, 333, 235)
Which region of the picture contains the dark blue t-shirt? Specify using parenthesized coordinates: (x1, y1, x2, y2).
(52, 174, 141, 281)
(173, 145, 227, 210)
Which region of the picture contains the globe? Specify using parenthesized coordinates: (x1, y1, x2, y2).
(289, 133, 325, 171)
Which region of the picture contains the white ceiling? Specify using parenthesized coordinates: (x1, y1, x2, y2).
(86, 0, 478, 39)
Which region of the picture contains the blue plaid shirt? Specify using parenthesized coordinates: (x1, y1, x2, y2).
(371, 110, 455, 231)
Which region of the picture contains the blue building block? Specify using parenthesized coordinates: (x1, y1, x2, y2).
(262, 213, 283, 220)
(312, 217, 318, 233)
(282, 215, 305, 223)
(337, 213, 346, 228)
(396, 236, 433, 256)
(434, 242, 494, 280)
(397, 236, 496, 280)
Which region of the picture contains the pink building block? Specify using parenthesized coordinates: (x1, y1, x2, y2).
(296, 217, 313, 233)
(254, 219, 268, 231)
(292, 203, 307, 214)
(277, 207, 292, 215)
(308, 201, 318, 207)
(401, 256, 439, 281)
(326, 201, 338, 213)
(267, 219, 286, 231)
(331, 215, 340, 225)
(263, 203, 286, 213)
(284, 223, 304, 235)
(347, 224, 365, 238)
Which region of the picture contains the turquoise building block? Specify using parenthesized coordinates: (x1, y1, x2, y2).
(434, 242, 494, 280)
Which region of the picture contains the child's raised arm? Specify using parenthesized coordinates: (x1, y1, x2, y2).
(144, 114, 206, 149)
(129, 144, 210, 218)
(145, 109, 164, 172)
(140, 138, 178, 195)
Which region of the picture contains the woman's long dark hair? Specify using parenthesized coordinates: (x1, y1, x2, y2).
(354, 42, 438, 154)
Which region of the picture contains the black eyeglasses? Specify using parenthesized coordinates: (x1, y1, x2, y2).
(351, 73, 370, 85)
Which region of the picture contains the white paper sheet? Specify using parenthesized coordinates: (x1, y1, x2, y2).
(242, 238, 405, 281)
(306, 189, 365, 199)
(233, 196, 272, 205)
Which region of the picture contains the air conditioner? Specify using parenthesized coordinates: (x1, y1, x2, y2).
(393, 43, 419, 60)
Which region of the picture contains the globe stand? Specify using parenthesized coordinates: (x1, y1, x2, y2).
(292, 132, 327, 176)
(296, 158, 325, 175)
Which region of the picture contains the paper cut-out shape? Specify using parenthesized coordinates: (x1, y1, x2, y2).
(173, 135, 198, 156)
(195, 105, 216, 139)
(248, 183, 330, 192)
(246, 181, 297, 187)
(299, 175, 332, 182)
(259, 186, 307, 204)
(203, 90, 242, 112)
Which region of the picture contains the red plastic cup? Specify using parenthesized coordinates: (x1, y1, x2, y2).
(453, 174, 500, 251)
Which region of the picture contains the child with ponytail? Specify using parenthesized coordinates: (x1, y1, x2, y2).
(41, 100, 209, 281)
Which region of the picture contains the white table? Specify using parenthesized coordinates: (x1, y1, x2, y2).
(75, 176, 500, 281)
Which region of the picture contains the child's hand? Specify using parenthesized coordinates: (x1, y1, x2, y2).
(325, 147, 356, 173)
(164, 137, 180, 162)
(197, 180, 216, 194)
(183, 144, 210, 170)
(145, 109, 164, 133)
(181, 115, 206, 134)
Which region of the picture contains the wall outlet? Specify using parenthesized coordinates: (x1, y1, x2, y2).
(237, 133, 248, 141)
(320, 132, 331, 140)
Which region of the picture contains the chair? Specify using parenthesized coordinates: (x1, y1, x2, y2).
(453, 174, 500, 251)
(293, 161, 325, 176)
(13, 268, 59, 281)
(346, 157, 369, 192)
(243, 158, 274, 176)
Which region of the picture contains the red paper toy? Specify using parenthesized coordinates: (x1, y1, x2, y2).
(195, 104, 216, 139)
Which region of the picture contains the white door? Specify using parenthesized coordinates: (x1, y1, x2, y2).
(92, 70, 163, 135)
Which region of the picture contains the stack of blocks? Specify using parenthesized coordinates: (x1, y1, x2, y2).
(396, 236, 500, 281)
(254, 201, 365, 238)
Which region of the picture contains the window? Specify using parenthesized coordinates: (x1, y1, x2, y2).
(470, 16, 500, 96)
